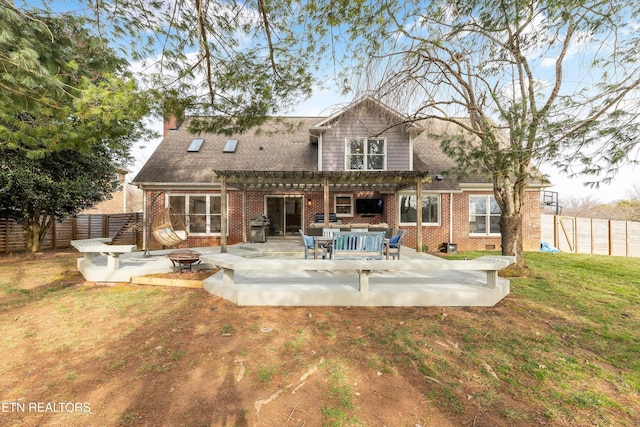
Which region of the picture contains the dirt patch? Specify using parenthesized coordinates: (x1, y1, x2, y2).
(0, 250, 637, 427)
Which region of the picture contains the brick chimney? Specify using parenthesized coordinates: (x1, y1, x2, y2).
(163, 114, 179, 137)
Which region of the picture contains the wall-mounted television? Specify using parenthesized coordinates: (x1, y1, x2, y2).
(355, 198, 383, 215)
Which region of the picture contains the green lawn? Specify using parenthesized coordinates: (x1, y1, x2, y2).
(442, 251, 640, 423)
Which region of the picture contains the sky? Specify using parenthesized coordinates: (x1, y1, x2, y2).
(537, 163, 638, 203)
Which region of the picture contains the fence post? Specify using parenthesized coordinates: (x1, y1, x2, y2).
(103, 215, 109, 240)
(3, 219, 7, 254)
(608, 220, 612, 256)
(626, 221, 629, 257)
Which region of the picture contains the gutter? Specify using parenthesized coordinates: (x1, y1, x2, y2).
(132, 182, 220, 190)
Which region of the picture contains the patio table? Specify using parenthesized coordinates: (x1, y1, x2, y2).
(313, 236, 333, 259)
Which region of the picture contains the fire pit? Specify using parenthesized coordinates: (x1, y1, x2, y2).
(167, 249, 201, 273)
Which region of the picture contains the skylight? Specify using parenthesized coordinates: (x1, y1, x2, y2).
(187, 138, 205, 152)
(223, 139, 239, 153)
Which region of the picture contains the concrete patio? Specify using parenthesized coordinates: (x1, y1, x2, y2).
(72, 240, 512, 307)
(73, 240, 331, 282)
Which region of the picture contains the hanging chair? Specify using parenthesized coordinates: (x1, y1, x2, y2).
(152, 207, 188, 247)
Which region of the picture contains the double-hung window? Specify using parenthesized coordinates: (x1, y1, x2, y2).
(469, 195, 501, 235)
(399, 193, 440, 225)
(345, 138, 386, 170)
(169, 194, 222, 235)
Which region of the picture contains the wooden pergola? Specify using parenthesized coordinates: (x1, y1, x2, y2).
(212, 170, 432, 253)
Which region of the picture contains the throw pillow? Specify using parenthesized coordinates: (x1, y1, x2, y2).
(303, 235, 314, 246)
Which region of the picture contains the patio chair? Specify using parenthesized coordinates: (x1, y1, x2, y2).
(322, 228, 337, 237)
(385, 230, 405, 260)
(299, 229, 327, 259)
(152, 207, 188, 247)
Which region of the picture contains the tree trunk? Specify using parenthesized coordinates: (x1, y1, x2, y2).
(23, 221, 45, 253)
(22, 211, 53, 253)
(499, 212, 525, 268)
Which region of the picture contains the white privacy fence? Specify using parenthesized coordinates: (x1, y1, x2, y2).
(540, 214, 640, 257)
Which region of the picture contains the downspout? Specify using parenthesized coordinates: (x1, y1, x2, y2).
(142, 189, 147, 251)
(416, 177, 423, 252)
(449, 192, 454, 243)
(220, 175, 228, 253)
(318, 134, 323, 171)
(242, 188, 247, 243)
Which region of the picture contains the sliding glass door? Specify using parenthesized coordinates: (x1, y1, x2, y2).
(265, 196, 303, 237)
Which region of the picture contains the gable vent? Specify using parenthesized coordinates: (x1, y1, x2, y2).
(187, 138, 205, 152)
(223, 139, 238, 153)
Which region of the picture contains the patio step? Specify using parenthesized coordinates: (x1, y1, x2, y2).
(237, 241, 304, 258)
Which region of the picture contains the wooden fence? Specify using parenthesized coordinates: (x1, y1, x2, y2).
(541, 214, 640, 258)
(0, 213, 143, 254)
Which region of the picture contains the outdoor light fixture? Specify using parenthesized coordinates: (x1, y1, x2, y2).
(307, 198, 312, 206)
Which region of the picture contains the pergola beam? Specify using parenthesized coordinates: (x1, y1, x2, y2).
(212, 170, 432, 191)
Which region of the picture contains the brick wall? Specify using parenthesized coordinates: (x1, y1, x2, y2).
(398, 190, 541, 253)
(522, 190, 542, 251)
(145, 189, 226, 250)
(145, 188, 542, 252)
(450, 192, 502, 252)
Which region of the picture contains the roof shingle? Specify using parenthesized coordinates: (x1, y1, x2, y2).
(132, 117, 322, 185)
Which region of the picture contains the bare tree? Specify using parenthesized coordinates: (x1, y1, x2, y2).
(558, 195, 602, 218)
(558, 194, 640, 221)
(304, 0, 640, 268)
(626, 182, 640, 201)
(125, 184, 144, 213)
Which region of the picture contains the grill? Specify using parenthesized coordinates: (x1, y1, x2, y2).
(250, 214, 270, 227)
(313, 213, 338, 223)
(250, 214, 270, 243)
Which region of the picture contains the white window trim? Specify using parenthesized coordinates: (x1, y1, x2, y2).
(166, 193, 225, 236)
(344, 137, 387, 171)
(398, 192, 441, 226)
(334, 194, 354, 217)
(469, 194, 501, 236)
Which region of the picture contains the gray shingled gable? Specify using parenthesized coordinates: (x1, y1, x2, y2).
(132, 109, 544, 189)
(311, 96, 424, 133)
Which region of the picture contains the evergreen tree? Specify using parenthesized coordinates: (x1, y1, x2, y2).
(0, 7, 153, 252)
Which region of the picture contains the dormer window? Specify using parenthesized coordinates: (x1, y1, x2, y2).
(187, 138, 204, 152)
(345, 137, 386, 170)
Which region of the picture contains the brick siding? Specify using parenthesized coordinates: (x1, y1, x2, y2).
(145, 189, 542, 252)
